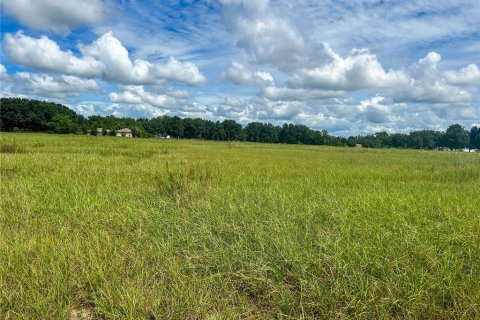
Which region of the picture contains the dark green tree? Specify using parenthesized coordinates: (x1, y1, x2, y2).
(47, 114, 78, 134)
(440, 124, 469, 149)
(166, 116, 184, 138)
(409, 130, 442, 149)
(222, 120, 243, 141)
(470, 126, 480, 150)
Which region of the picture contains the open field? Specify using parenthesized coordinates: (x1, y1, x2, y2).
(1, 133, 479, 319)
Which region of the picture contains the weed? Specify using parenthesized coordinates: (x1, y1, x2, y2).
(0, 139, 26, 154)
(158, 159, 211, 203)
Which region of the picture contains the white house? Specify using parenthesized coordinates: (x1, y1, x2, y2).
(116, 128, 133, 137)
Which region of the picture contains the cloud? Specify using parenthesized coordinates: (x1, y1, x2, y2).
(2, 71, 100, 98)
(218, 0, 268, 12)
(81, 102, 168, 119)
(224, 12, 326, 71)
(356, 96, 402, 124)
(1, 0, 107, 34)
(390, 52, 478, 103)
(254, 71, 274, 86)
(257, 49, 478, 105)
(0, 64, 7, 81)
(221, 62, 253, 84)
(289, 48, 409, 91)
(222, 96, 247, 108)
(393, 81, 473, 104)
(262, 87, 345, 101)
(4, 31, 206, 86)
(164, 90, 189, 99)
(221, 62, 274, 86)
(220, 2, 479, 109)
(108, 86, 177, 108)
(4, 31, 102, 77)
(153, 58, 206, 86)
(444, 64, 480, 85)
(262, 0, 480, 64)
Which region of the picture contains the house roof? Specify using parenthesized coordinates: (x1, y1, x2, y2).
(116, 128, 132, 133)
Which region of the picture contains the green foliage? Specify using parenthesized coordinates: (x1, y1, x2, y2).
(222, 119, 243, 141)
(245, 122, 279, 143)
(470, 126, 480, 149)
(46, 114, 78, 134)
(0, 97, 84, 132)
(1, 133, 479, 319)
(441, 124, 469, 149)
(131, 125, 149, 138)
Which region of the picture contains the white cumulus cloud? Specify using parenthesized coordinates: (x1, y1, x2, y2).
(7, 72, 100, 98)
(444, 64, 480, 85)
(4, 31, 206, 86)
(1, 0, 108, 34)
(222, 62, 274, 86)
(4, 31, 102, 77)
(109, 86, 176, 108)
(390, 52, 478, 103)
(289, 48, 409, 91)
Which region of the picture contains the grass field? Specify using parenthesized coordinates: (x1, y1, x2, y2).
(1, 133, 479, 319)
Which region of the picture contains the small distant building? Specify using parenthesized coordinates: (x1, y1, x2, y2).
(116, 128, 133, 137)
(96, 128, 111, 136)
(355, 144, 363, 148)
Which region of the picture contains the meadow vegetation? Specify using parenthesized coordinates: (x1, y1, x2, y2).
(1, 133, 479, 319)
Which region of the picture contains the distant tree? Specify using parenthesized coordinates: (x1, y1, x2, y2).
(245, 122, 279, 143)
(245, 122, 261, 142)
(346, 136, 358, 147)
(470, 126, 480, 150)
(409, 130, 442, 149)
(183, 118, 197, 139)
(132, 125, 149, 138)
(47, 114, 78, 134)
(212, 121, 226, 140)
(279, 123, 302, 144)
(440, 124, 469, 149)
(375, 131, 389, 147)
(166, 116, 184, 138)
(0, 98, 84, 132)
(149, 116, 167, 136)
(202, 120, 217, 140)
(387, 133, 409, 148)
(222, 120, 243, 141)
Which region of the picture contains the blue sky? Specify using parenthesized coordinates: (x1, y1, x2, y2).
(1, 0, 479, 135)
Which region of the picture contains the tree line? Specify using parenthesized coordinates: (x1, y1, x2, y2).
(1, 97, 479, 150)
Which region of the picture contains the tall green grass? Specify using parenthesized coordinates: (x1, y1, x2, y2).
(1, 133, 479, 319)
